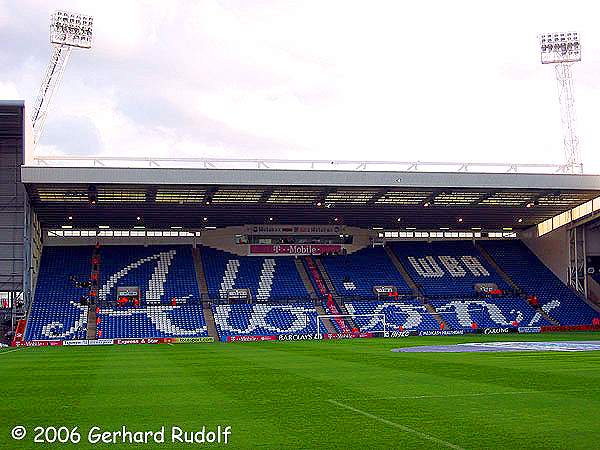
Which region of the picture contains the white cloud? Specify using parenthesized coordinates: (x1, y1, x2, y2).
(0, 81, 19, 98)
(3, 0, 600, 173)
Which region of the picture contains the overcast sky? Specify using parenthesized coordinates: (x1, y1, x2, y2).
(1, 0, 599, 172)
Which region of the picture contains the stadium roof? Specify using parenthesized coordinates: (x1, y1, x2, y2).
(20, 166, 600, 230)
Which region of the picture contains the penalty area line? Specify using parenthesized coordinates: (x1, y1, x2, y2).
(327, 399, 465, 450)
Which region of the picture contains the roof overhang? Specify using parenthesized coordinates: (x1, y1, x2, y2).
(21, 166, 600, 230)
(20, 165, 600, 189)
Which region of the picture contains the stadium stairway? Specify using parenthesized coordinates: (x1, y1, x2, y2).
(314, 258, 337, 296)
(184, 246, 219, 339)
(480, 240, 599, 325)
(331, 298, 357, 330)
(384, 246, 423, 298)
(537, 307, 560, 326)
(202, 301, 219, 340)
(314, 302, 337, 334)
(192, 246, 219, 339)
(314, 258, 358, 331)
(474, 242, 521, 294)
(303, 256, 353, 332)
(294, 258, 318, 300)
(472, 242, 560, 323)
(424, 302, 450, 329)
(302, 257, 328, 296)
(192, 247, 210, 299)
(298, 257, 336, 333)
(86, 305, 97, 339)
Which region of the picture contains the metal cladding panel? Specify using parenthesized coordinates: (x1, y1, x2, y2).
(0, 101, 25, 291)
(20, 165, 600, 190)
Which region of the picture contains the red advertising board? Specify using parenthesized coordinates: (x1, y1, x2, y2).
(323, 332, 374, 340)
(248, 244, 342, 256)
(113, 338, 172, 345)
(15, 340, 63, 347)
(541, 324, 600, 333)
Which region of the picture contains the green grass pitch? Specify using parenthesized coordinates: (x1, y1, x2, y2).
(2, 332, 600, 449)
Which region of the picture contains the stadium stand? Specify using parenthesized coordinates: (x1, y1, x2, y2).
(212, 302, 320, 339)
(97, 304, 208, 339)
(480, 240, 600, 325)
(202, 247, 309, 301)
(391, 241, 510, 297)
(24, 239, 600, 341)
(430, 297, 551, 329)
(95, 245, 208, 338)
(25, 246, 91, 340)
(345, 300, 441, 332)
(320, 247, 412, 298)
(98, 245, 200, 305)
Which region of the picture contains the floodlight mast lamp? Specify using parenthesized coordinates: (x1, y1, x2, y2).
(31, 11, 93, 146)
(539, 31, 582, 174)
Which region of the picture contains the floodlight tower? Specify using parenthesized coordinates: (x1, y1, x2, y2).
(539, 32, 582, 174)
(31, 11, 93, 146)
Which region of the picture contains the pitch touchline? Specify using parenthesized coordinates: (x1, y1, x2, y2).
(327, 399, 465, 450)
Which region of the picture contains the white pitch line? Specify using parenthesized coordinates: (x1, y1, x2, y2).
(327, 399, 465, 450)
(0, 348, 21, 355)
(344, 387, 597, 402)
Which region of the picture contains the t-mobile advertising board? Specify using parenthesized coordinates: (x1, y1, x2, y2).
(249, 244, 342, 256)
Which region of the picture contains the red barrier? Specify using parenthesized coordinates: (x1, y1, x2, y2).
(326, 298, 350, 334)
(541, 324, 600, 333)
(11, 319, 27, 347)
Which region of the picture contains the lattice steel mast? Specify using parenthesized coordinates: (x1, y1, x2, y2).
(539, 32, 582, 174)
(31, 11, 93, 146)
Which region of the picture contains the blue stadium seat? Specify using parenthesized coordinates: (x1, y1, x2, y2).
(98, 245, 200, 305)
(27, 245, 208, 340)
(346, 300, 440, 332)
(201, 247, 309, 301)
(391, 241, 509, 297)
(25, 246, 92, 340)
(430, 297, 551, 329)
(98, 304, 207, 339)
(212, 302, 320, 339)
(320, 247, 412, 298)
(480, 240, 600, 326)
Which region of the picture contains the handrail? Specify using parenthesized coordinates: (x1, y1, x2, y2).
(30, 155, 574, 174)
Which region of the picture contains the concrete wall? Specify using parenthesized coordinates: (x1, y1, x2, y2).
(43, 225, 376, 255)
(585, 225, 600, 256)
(199, 226, 247, 255)
(521, 225, 569, 283)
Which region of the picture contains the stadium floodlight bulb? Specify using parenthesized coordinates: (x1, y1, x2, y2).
(50, 10, 94, 48)
(539, 31, 580, 64)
